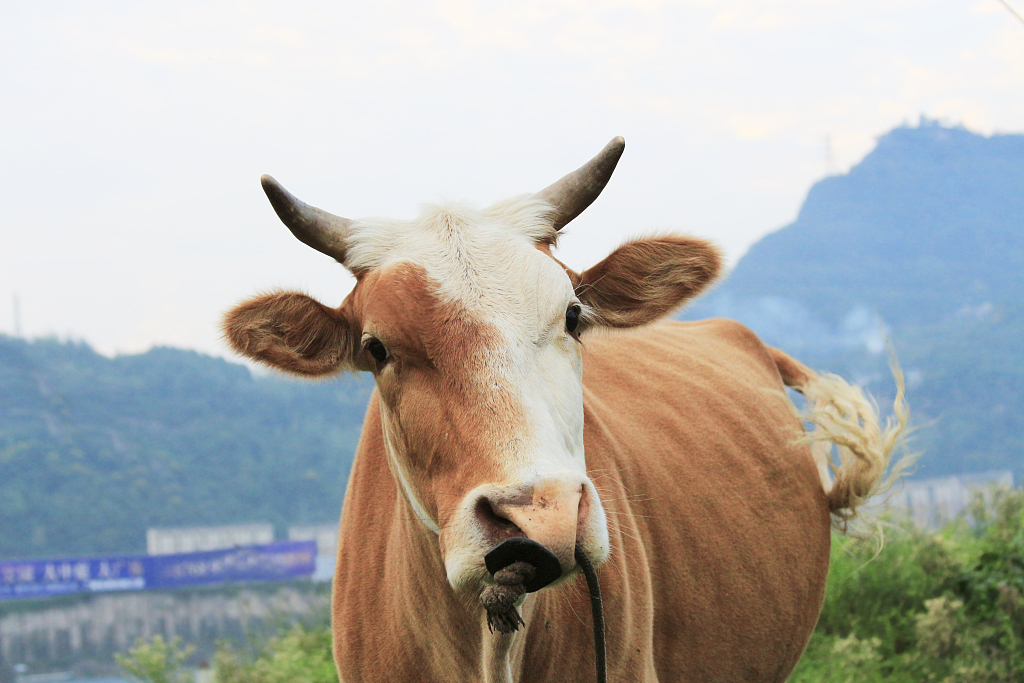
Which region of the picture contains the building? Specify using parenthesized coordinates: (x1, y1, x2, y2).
(288, 525, 338, 582)
(145, 524, 274, 556)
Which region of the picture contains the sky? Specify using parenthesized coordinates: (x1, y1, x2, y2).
(2, 0, 1023, 358)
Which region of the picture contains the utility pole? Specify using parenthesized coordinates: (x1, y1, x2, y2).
(13, 293, 21, 337)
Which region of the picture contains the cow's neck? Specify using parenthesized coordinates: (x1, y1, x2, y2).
(481, 620, 519, 683)
(392, 499, 534, 682)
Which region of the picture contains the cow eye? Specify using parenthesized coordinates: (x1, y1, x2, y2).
(565, 305, 581, 334)
(366, 339, 389, 363)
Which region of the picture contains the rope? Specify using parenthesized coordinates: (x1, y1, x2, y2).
(480, 561, 535, 634)
(479, 546, 607, 683)
(575, 544, 607, 683)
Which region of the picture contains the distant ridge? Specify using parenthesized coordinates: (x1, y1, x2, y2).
(0, 335, 372, 558)
(688, 119, 1024, 329)
(684, 119, 1024, 481)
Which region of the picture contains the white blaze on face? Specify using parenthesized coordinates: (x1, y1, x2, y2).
(345, 196, 609, 589)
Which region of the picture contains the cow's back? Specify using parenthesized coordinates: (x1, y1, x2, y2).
(559, 318, 831, 682)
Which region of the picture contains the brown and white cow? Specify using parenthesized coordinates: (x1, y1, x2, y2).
(223, 138, 907, 683)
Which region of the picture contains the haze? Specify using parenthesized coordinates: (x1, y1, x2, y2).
(2, 0, 1022, 357)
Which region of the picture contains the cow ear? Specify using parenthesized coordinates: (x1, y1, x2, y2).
(222, 291, 356, 377)
(576, 236, 722, 328)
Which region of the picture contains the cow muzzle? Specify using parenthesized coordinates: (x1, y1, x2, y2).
(440, 477, 608, 594)
(473, 480, 586, 576)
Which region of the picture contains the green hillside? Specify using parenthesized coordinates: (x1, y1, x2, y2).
(0, 335, 372, 558)
(685, 119, 1024, 481)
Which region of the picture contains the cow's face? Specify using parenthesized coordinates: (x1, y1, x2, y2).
(223, 139, 721, 594)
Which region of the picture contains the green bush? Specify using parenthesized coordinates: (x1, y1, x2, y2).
(791, 485, 1024, 682)
(215, 624, 337, 683)
(115, 635, 195, 683)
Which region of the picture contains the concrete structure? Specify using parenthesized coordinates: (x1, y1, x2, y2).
(287, 525, 337, 582)
(145, 524, 273, 556)
(888, 470, 1014, 529)
(0, 585, 328, 675)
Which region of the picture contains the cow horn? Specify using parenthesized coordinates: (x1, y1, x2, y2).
(261, 175, 353, 264)
(536, 137, 625, 231)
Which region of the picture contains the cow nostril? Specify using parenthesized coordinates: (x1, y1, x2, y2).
(577, 484, 590, 524)
(475, 497, 523, 540)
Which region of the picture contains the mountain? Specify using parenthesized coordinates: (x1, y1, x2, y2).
(2, 120, 1021, 558)
(684, 119, 1024, 481)
(0, 335, 372, 558)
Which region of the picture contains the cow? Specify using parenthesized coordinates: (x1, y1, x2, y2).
(222, 138, 908, 683)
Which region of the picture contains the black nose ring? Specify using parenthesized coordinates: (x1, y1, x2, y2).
(484, 537, 563, 592)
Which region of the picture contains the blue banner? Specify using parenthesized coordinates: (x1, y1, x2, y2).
(0, 555, 147, 600)
(146, 541, 316, 589)
(0, 541, 316, 600)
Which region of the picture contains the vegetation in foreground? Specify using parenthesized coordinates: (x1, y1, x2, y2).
(790, 486, 1024, 682)
(116, 636, 195, 683)
(214, 624, 337, 683)
(116, 488, 1023, 683)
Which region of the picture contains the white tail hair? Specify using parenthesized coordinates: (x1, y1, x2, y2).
(772, 349, 914, 532)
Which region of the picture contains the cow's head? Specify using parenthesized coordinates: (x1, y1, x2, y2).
(223, 138, 720, 594)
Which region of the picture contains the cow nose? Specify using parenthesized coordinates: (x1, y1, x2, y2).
(474, 482, 584, 574)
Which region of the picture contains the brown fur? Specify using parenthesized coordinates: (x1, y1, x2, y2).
(355, 264, 527, 530)
(224, 263, 525, 528)
(221, 291, 355, 376)
(573, 237, 723, 327)
(223, 234, 899, 682)
(333, 319, 830, 682)
(769, 347, 814, 389)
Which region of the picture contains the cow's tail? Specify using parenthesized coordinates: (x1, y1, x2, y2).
(770, 347, 913, 532)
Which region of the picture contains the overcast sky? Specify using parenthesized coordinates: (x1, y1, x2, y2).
(2, 0, 1022, 358)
